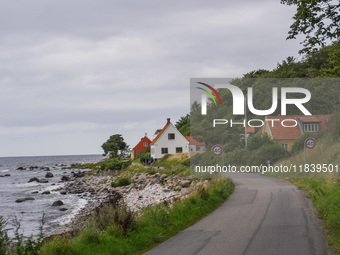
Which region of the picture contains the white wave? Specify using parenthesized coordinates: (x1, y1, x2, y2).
(52, 198, 88, 226)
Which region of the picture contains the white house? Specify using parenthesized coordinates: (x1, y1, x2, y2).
(150, 118, 190, 159)
(185, 136, 206, 152)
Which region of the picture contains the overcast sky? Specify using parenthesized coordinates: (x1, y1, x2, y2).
(0, 0, 303, 157)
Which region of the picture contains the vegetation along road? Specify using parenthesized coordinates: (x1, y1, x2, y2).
(145, 172, 332, 255)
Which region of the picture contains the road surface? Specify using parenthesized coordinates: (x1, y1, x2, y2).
(145, 173, 332, 255)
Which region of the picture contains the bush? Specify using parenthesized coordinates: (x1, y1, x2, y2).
(111, 177, 131, 188)
(100, 159, 131, 171)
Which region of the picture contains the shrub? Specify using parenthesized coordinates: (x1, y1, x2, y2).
(111, 177, 131, 188)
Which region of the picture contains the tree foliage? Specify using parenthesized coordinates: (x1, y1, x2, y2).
(175, 114, 190, 136)
(281, 0, 340, 53)
(101, 134, 129, 158)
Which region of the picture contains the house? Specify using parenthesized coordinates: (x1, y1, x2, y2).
(260, 114, 330, 150)
(131, 134, 151, 160)
(185, 136, 206, 152)
(150, 118, 189, 159)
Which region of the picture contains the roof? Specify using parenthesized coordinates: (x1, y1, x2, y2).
(265, 116, 301, 140)
(246, 126, 256, 133)
(185, 136, 206, 146)
(264, 114, 330, 141)
(150, 121, 171, 145)
(297, 116, 321, 123)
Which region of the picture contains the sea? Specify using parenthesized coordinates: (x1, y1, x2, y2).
(0, 154, 103, 238)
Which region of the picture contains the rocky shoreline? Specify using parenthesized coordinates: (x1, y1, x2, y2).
(52, 166, 208, 234)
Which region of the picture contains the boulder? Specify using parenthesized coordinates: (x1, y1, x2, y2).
(175, 186, 182, 191)
(52, 200, 64, 206)
(16, 167, 25, 170)
(28, 177, 40, 183)
(45, 172, 54, 178)
(59, 207, 68, 211)
(39, 179, 49, 183)
(61, 175, 70, 182)
(180, 180, 190, 187)
(31, 191, 39, 194)
(5, 174, 10, 177)
(180, 188, 193, 196)
(60, 190, 67, 195)
(16, 197, 35, 203)
(42, 190, 50, 195)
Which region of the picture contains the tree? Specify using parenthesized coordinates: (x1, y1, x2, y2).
(101, 134, 129, 158)
(175, 114, 190, 136)
(281, 0, 340, 53)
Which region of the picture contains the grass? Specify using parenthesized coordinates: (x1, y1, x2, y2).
(269, 137, 340, 254)
(38, 178, 234, 255)
(290, 178, 340, 254)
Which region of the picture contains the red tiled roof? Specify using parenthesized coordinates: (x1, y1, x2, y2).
(246, 126, 256, 133)
(297, 116, 320, 123)
(150, 122, 171, 145)
(266, 116, 301, 140)
(185, 136, 206, 146)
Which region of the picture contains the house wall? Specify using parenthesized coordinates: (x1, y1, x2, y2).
(132, 137, 151, 159)
(276, 140, 295, 151)
(151, 124, 189, 159)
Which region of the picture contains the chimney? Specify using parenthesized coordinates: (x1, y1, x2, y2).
(167, 118, 171, 124)
(145, 133, 147, 137)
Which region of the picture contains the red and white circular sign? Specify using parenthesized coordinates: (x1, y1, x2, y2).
(305, 138, 316, 149)
(212, 145, 223, 156)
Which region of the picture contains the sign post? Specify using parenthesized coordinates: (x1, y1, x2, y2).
(304, 137, 316, 165)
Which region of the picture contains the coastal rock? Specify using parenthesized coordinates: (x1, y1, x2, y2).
(61, 175, 70, 182)
(28, 177, 40, 183)
(52, 200, 64, 206)
(16, 197, 35, 203)
(174, 186, 182, 191)
(0, 175, 4, 177)
(4, 174, 10, 177)
(60, 190, 67, 195)
(31, 191, 39, 194)
(39, 179, 49, 183)
(180, 188, 193, 196)
(45, 172, 54, 178)
(16, 167, 25, 170)
(42, 191, 51, 195)
(180, 180, 190, 187)
(59, 207, 68, 211)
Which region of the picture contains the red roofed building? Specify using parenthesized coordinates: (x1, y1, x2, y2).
(185, 136, 206, 152)
(150, 118, 189, 159)
(131, 134, 151, 159)
(261, 114, 330, 150)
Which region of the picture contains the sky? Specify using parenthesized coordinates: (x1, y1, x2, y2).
(0, 0, 304, 157)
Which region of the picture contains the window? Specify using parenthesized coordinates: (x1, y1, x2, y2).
(137, 150, 142, 156)
(281, 143, 288, 150)
(168, 133, 175, 140)
(176, 147, 183, 153)
(143, 142, 148, 147)
(304, 123, 319, 132)
(161, 148, 168, 154)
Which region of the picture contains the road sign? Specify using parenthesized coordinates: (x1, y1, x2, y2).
(212, 145, 223, 156)
(305, 138, 316, 149)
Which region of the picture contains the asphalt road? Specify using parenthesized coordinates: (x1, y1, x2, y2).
(144, 173, 332, 255)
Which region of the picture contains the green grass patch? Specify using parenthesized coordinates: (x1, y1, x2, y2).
(39, 178, 234, 255)
(290, 178, 340, 255)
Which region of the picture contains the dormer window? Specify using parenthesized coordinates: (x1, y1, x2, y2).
(304, 123, 319, 132)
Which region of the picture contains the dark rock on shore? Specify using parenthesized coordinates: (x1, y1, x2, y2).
(45, 172, 54, 178)
(52, 200, 64, 206)
(42, 191, 51, 195)
(16, 167, 25, 170)
(16, 197, 35, 203)
(40, 179, 49, 183)
(59, 207, 68, 211)
(61, 175, 70, 182)
(28, 177, 40, 183)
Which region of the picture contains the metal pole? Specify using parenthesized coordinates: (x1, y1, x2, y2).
(245, 95, 247, 146)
